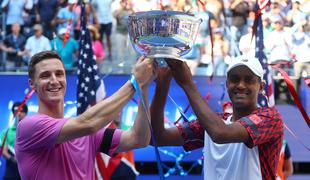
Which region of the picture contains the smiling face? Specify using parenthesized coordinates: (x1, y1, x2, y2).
(29, 58, 66, 106)
(226, 65, 264, 110)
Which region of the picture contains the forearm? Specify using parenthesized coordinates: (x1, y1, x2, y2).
(182, 83, 225, 139)
(115, 87, 151, 152)
(283, 158, 294, 178)
(150, 79, 184, 146)
(77, 81, 135, 131)
(55, 18, 66, 24)
(130, 88, 151, 148)
(1, 45, 13, 52)
(2, 146, 12, 160)
(150, 83, 169, 143)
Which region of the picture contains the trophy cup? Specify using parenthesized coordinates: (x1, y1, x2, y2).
(127, 10, 202, 64)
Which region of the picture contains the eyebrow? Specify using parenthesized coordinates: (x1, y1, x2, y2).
(39, 69, 65, 75)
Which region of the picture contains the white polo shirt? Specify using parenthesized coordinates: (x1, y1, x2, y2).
(203, 115, 262, 180)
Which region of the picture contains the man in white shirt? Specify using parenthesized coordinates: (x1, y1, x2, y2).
(24, 24, 51, 63)
(265, 15, 292, 64)
(150, 55, 284, 180)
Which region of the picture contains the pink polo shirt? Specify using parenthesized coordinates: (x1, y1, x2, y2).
(15, 114, 122, 180)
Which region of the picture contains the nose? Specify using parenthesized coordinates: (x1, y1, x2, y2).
(236, 80, 247, 89)
(49, 73, 58, 84)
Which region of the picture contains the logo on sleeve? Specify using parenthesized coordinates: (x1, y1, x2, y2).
(249, 114, 262, 125)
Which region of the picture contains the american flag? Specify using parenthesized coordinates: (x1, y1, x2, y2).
(76, 2, 107, 178)
(254, 3, 275, 107)
(258, 0, 270, 11)
(76, 2, 106, 115)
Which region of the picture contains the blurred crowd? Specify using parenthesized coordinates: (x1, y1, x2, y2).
(0, 0, 309, 77)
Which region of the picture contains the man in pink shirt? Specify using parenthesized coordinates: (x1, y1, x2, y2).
(15, 51, 155, 180)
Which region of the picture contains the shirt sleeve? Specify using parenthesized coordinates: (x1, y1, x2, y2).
(57, 8, 64, 19)
(16, 114, 67, 151)
(237, 107, 284, 148)
(25, 38, 30, 50)
(176, 119, 204, 151)
(95, 128, 122, 156)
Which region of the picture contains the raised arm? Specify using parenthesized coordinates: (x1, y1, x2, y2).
(150, 67, 184, 146)
(116, 57, 156, 152)
(166, 60, 249, 144)
(57, 56, 149, 144)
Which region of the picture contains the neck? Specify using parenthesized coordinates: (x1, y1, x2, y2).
(38, 101, 64, 118)
(232, 106, 258, 121)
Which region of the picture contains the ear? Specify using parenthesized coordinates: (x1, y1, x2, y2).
(259, 81, 265, 94)
(28, 78, 36, 92)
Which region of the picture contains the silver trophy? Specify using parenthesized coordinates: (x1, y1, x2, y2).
(127, 10, 202, 62)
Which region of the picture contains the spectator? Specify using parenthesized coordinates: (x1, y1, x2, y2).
(84, 2, 99, 27)
(88, 25, 105, 65)
(53, 0, 78, 38)
(50, 28, 79, 70)
(230, 0, 250, 46)
(0, 102, 28, 180)
(92, 0, 113, 60)
(291, 21, 310, 78)
(35, 0, 59, 39)
(1, 0, 33, 34)
(286, 0, 308, 26)
(267, 2, 286, 24)
(262, 14, 274, 34)
(24, 24, 51, 63)
(239, 25, 255, 56)
(275, 0, 292, 15)
(193, 0, 216, 70)
(113, 0, 134, 62)
(0, 23, 27, 71)
(72, 1, 100, 40)
(265, 14, 293, 76)
(201, 28, 229, 76)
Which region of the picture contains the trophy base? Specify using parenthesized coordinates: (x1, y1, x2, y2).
(147, 47, 186, 61)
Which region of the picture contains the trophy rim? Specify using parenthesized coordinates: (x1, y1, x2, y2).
(128, 10, 202, 23)
(147, 54, 186, 62)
